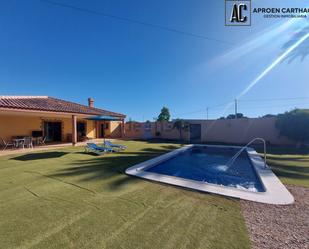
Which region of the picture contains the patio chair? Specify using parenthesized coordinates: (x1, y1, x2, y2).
(85, 143, 114, 155)
(38, 136, 46, 146)
(23, 137, 33, 149)
(104, 140, 127, 150)
(0, 137, 15, 150)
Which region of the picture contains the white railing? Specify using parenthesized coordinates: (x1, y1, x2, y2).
(226, 138, 267, 168)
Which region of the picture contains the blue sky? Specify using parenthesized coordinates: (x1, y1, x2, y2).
(1, 0, 309, 121)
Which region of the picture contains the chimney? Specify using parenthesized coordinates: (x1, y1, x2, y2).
(88, 97, 94, 108)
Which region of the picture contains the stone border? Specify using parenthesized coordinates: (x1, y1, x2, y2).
(125, 144, 294, 205)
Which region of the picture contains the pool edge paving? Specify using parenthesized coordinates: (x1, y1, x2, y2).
(125, 144, 294, 205)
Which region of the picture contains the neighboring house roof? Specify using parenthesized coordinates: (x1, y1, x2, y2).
(0, 96, 125, 118)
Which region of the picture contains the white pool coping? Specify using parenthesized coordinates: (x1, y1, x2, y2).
(125, 144, 294, 205)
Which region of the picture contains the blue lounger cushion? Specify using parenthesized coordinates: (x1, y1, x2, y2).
(104, 140, 127, 150)
(85, 143, 114, 154)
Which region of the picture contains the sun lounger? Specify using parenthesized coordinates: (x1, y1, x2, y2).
(104, 140, 127, 150)
(85, 143, 114, 155)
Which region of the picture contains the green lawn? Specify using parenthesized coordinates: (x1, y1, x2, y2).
(0, 141, 250, 249)
(255, 146, 309, 187)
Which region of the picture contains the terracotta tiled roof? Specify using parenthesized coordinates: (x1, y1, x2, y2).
(0, 96, 125, 118)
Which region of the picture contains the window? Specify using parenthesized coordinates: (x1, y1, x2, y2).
(105, 123, 109, 129)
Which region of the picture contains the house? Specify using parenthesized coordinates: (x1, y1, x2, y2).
(0, 96, 126, 145)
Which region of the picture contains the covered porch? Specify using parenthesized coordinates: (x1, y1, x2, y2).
(0, 109, 125, 148)
(87, 115, 125, 141)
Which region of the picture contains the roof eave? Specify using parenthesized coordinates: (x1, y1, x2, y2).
(0, 107, 125, 118)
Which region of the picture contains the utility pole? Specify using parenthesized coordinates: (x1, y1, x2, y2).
(206, 107, 209, 120)
(234, 99, 238, 119)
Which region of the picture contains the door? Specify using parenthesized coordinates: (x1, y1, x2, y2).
(44, 122, 62, 142)
(77, 122, 86, 141)
(143, 122, 152, 139)
(189, 124, 201, 143)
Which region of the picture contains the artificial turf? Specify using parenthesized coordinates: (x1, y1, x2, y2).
(0, 140, 250, 249)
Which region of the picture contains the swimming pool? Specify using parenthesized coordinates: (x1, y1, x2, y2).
(145, 146, 265, 192)
(126, 145, 294, 204)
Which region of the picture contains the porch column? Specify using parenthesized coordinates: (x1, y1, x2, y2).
(95, 121, 99, 138)
(72, 115, 77, 146)
(97, 121, 101, 138)
(121, 119, 125, 138)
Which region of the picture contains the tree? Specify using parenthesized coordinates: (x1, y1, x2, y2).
(224, 113, 246, 119)
(262, 114, 277, 118)
(276, 109, 309, 145)
(157, 107, 171, 121)
(173, 119, 189, 141)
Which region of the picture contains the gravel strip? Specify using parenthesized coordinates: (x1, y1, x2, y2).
(240, 185, 309, 249)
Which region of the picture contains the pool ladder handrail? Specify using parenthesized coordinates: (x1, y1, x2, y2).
(226, 138, 267, 168)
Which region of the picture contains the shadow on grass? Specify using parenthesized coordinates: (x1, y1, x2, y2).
(135, 139, 185, 145)
(49, 146, 179, 190)
(271, 167, 309, 180)
(255, 146, 309, 155)
(268, 163, 309, 174)
(266, 155, 309, 161)
(12, 152, 68, 161)
(141, 146, 177, 152)
(265, 154, 309, 182)
(268, 161, 309, 182)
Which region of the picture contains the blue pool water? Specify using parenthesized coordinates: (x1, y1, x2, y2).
(145, 146, 265, 192)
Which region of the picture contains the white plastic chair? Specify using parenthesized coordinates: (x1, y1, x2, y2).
(23, 137, 33, 149)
